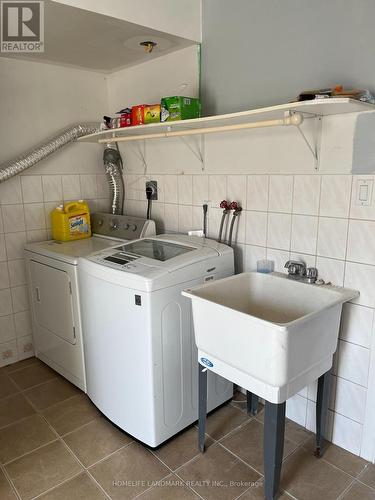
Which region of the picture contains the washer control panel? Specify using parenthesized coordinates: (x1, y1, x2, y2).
(91, 213, 155, 240)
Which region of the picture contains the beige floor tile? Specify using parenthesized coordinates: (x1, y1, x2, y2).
(42, 394, 99, 435)
(0, 373, 19, 399)
(153, 427, 214, 470)
(206, 404, 249, 440)
(342, 481, 375, 499)
(90, 442, 169, 500)
(137, 473, 199, 499)
(38, 472, 107, 500)
(360, 464, 375, 490)
(231, 392, 265, 417)
(239, 477, 293, 499)
(230, 390, 247, 412)
(8, 362, 57, 390)
(221, 418, 298, 474)
(177, 443, 261, 500)
(280, 447, 353, 500)
(0, 393, 35, 428)
(284, 419, 312, 446)
(0, 413, 56, 463)
(3, 357, 40, 374)
(303, 436, 367, 477)
(24, 377, 80, 410)
(5, 440, 82, 500)
(63, 417, 132, 467)
(0, 469, 17, 500)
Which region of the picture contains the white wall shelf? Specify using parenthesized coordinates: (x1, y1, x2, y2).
(79, 98, 375, 145)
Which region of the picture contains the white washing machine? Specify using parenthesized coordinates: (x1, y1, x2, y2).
(24, 213, 155, 391)
(79, 234, 234, 446)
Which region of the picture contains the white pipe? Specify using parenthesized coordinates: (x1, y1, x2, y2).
(98, 112, 304, 145)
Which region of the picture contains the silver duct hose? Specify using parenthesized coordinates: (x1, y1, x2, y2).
(103, 143, 124, 215)
(0, 123, 100, 183)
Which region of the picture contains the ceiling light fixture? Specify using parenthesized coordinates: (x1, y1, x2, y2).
(139, 40, 157, 53)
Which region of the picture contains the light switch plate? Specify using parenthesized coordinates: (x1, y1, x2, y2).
(355, 178, 373, 206)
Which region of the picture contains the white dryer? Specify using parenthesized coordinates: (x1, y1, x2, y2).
(24, 213, 155, 391)
(79, 234, 234, 446)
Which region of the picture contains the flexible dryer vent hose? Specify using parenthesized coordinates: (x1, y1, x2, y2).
(0, 123, 125, 216)
(103, 143, 124, 215)
(0, 123, 100, 183)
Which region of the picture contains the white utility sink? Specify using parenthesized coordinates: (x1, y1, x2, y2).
(183, 272, 358, 403)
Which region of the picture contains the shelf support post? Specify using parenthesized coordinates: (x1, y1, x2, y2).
(296, 114, 323, 170)
(178, 135, 205, 170)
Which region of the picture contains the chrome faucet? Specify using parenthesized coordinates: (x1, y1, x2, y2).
(284, 260, 306, 278)
(284, 260, 318, 284)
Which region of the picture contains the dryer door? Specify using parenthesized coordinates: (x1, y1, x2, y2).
(30, 260, 76, 344)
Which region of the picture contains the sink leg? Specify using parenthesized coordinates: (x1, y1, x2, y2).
(264, 401, 286, 500)
(315, 370, 332, 458)
(246, 391, 259, 416)
(198, 363, 208, 453)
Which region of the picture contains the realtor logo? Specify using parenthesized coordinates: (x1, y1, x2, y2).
(1, 1, 44, 52)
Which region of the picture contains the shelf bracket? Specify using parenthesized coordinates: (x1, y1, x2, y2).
(296, 114, 323, 170)
(178, 134, 205, 170)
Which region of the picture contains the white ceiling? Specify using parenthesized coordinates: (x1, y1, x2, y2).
(1, 0, 195, 73)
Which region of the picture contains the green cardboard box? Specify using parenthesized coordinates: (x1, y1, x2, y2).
(161, 96, 201, 122)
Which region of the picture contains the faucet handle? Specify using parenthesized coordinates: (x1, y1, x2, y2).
(306, 267, 318, 283)
(284, 260, 306, 274)
(284, 260, 306, 276)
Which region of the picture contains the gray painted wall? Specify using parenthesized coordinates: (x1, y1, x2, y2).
(201, 0, 375, 115)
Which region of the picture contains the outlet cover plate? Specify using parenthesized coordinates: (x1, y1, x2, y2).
(146, 180, 158, 200)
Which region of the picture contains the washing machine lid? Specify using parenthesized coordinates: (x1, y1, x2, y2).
(24, 235, 124, 265)
(82, 234, 234, 291)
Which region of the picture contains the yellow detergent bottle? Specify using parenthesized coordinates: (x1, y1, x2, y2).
(51, 200, 91, 241)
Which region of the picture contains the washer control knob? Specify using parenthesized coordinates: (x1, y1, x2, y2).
(130, 224, 137, 232)
(123, 223, 130, 230)
(110, 220, 119, 230)
(97, 219, 104, 226)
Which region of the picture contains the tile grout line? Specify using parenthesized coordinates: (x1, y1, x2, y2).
(85, 441, 134, 470)
(7, 380, 89, 499)
(3, 437, 60, 466)
(22, 378, 131, 500)
(356, 474, 375, 492)
(0, 462, 22, 500)
(85, 470, 112, 500)
(135, 450, 206, 500)
(29, 471, 84, 500)
(335, 477, 356, 500)
(314, 174, 323, 269)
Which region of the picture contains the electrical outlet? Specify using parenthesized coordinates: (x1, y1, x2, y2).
(146, 180, 158, 200)
(355, 178, 373, 206)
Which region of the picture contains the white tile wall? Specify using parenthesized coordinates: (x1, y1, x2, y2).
(268, 175, 293, 213)
(122, 171, 375, 459)
(0, 173, 109, 367)
(267, 213, 291, 250)
(340, 303, 373, 348)
(334, 376, 367, 423)
(290, 215, 318, 255)
(292, 175, 321, 216)
(347, 219, 375, 265)
(246, 175, 269, 211)
(317, 217, 348, 260)
(320, 175, 352, 218)
(192, 175, 208, 206)
(245, 211, 267, 246)
(331, 412, 363, 455)
(337, 340, 370, 387)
